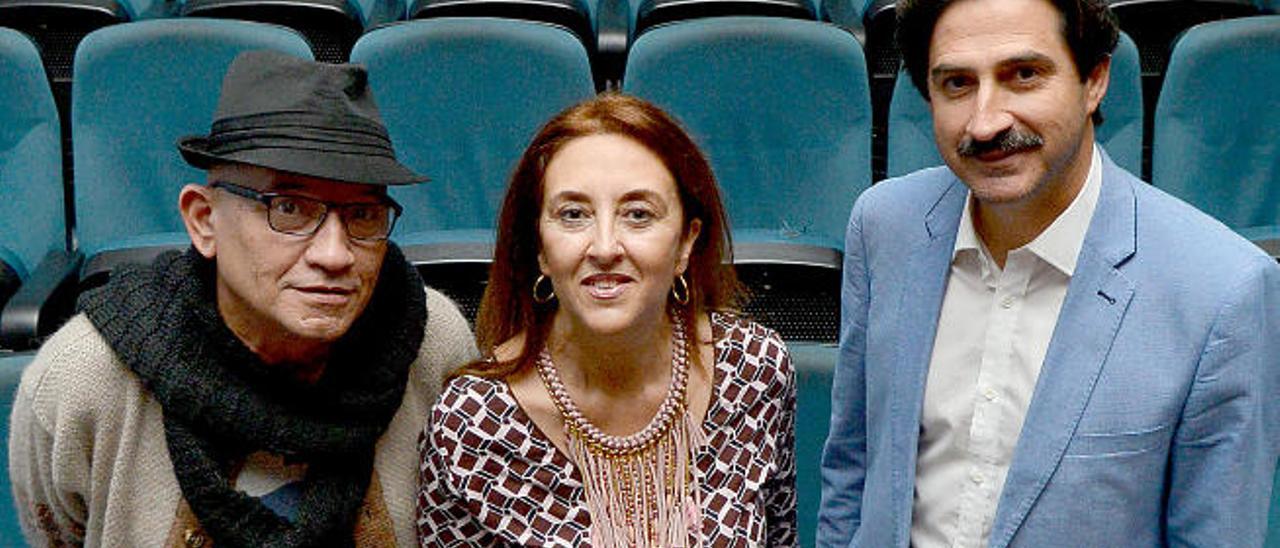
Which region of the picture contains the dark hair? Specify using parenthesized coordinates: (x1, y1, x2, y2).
(455, 93, 743, 380)
(896, 0, 1119, 125)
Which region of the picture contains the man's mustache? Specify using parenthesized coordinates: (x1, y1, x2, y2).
(957, 129, 1045, 157)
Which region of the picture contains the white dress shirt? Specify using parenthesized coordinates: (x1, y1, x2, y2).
(911, 145, 1103, 548)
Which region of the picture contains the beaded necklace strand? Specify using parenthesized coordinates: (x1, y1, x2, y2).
(536, 313, 706, 547)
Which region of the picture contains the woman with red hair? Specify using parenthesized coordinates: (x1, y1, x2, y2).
(417, 93, 797, 547)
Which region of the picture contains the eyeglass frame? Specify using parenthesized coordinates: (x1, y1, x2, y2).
(209, 181, 403, 241)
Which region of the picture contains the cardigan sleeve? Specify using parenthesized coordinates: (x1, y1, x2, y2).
(9, 334, 93, 545)
(418, 288, 480, 396)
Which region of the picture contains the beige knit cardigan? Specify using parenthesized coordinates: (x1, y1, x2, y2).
(8, 288, 478, 547)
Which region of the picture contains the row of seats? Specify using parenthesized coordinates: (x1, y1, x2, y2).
(1, 15, 1277, 350)
(5, 341, 1280, 545)
(3, 0, 1274, 71)
(1, 0, 1273, 185)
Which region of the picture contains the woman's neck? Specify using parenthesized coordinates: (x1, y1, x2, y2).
(546, 314, 673, 397)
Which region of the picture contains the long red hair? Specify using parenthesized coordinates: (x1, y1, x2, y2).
(454, 93, 742, 380)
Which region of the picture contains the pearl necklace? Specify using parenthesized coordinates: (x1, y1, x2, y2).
(536, 313, 703, 547)
(536, 314, 689, 455)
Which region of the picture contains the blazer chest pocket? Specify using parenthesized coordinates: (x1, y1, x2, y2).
(1063, 423, 1170, 458)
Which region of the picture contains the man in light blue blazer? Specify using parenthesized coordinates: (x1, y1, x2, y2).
(817, 0, 1280, 545)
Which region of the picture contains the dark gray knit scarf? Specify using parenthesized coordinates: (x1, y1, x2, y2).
(80, 245, 426, 547)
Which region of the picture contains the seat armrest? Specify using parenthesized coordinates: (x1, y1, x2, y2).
(0, 249, 83, 350)
(595, 0, 630, 89)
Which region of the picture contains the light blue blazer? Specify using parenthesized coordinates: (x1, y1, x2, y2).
(817, 151, 1280, 547)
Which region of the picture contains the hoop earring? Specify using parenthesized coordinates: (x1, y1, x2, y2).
(671, 274, 690, 306)
(533, 274, 556, 304)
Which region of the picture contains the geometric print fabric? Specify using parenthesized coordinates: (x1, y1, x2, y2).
(418, 313, 798, 546)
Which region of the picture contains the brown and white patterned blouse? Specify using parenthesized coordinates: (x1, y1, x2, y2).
(418, 313, 797, 547)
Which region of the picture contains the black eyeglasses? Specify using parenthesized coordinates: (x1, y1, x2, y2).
(210, 181, 402, 241)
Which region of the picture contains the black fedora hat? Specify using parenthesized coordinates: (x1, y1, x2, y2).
(178, 50, 426, 186)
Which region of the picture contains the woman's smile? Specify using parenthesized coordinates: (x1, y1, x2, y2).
(582, 272, 633, 300)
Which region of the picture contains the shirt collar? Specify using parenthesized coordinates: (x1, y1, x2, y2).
(954, 191, 995, 281)
(1024, 143, 1102, 276)
(952, 143, 1104, 277)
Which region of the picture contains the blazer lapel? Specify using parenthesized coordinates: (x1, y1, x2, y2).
(987, 153, 1139, 547)
(888, 177, 967, 545)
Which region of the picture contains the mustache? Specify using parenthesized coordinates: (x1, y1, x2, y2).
(957, 129, 1045, 157)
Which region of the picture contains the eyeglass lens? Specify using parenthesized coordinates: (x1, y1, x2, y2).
(267, 196, 394, 239)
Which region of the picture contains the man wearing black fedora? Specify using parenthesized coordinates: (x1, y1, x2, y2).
(9, 50, 477, 546)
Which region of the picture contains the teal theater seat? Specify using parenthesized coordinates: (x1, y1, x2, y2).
(595, 0, 819, 88)
(0, 29, 70, 350)
(0, 351, 37, 539)
(351, 17, 594, 265)
(0, 0, 130, 128)
(407, 0, 595, 57)
(1152, 16, 1280, 256)
(72, 19, 313, 284)
(351, 18, 595, 317)
(818, 0, 868, 29)
(0, 28, 64, 306)
(625, 17, 864, 342)
(790, 341, 838, 547)
(625, 17, 871, 269)
(179, 0, 373, 62)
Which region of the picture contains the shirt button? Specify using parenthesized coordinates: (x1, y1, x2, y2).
(1000, 296, 1015, 309)
(970, 471, 984, 485)
(983, 388, 998, 401)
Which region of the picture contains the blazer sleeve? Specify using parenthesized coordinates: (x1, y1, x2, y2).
(817, 195, 872, 547)
(1165, 255, 1280, 547)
